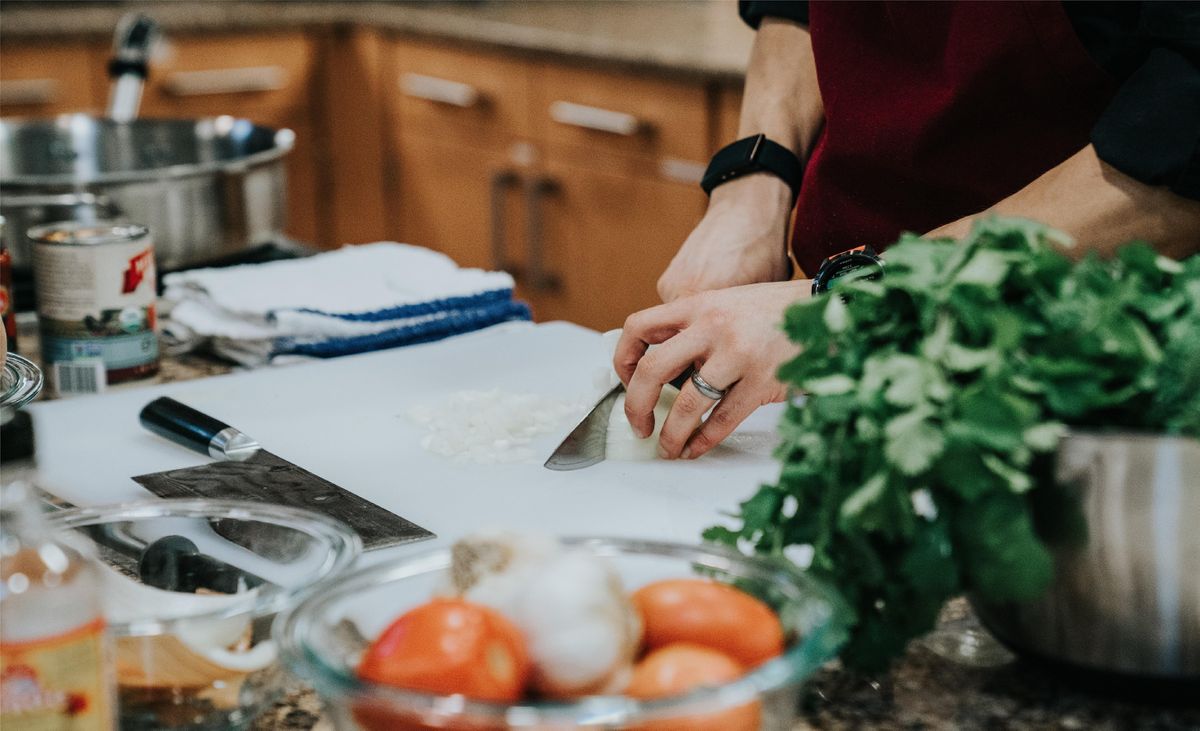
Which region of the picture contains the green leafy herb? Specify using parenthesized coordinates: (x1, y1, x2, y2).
(703, 217, 1200, 671)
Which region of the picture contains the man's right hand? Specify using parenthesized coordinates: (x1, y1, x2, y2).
(657, 174, 795, 303)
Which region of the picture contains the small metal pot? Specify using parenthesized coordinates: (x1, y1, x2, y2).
(973, 432, 1200, 680)
(0, 114, 293, 272)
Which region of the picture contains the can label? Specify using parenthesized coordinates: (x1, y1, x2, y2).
(0, 618, 114, 730)
(1, 247, 14, 351)
(33, 233, 158, 388)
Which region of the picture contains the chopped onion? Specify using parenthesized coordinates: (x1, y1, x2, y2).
(408, 389, 581, 464)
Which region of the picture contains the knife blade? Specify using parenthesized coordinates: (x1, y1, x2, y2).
(544, 369, 695, 471)
(133, 397, 435, 551)
(544, 384, 623, 471)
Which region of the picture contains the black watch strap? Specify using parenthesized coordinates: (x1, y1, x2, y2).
(701, 134, 803, 200)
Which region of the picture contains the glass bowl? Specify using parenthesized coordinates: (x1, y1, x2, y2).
(1, 352, 43, 411)
(47, 498, 362, 730)
(276, 536, 847, 730)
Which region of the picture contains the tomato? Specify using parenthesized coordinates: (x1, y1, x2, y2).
(357, 598, 530, 703)
(631, 579, 784, 668)
(624, 643, 760, 731)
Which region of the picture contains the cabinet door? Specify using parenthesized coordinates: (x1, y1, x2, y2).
(714, 85, 744, 153)
(0, 40, 103, 116)
(529, 159, 705, 330)
(317, 28, 388, 247)
(389, 135, 527, 276)
(138, 32, 322, 246)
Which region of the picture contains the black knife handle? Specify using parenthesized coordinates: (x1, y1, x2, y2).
(140, 397, 231, 457)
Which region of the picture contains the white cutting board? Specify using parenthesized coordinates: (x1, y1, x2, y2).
(27, 321, 784, 558)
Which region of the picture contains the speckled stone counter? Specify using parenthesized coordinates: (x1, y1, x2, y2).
(16, 316, 1199, 729)
(0, 0, 755, 81)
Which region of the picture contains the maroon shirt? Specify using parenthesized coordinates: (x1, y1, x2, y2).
(789, 1, 1117, 275)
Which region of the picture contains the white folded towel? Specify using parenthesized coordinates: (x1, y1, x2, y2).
(162, 243, 530, 366)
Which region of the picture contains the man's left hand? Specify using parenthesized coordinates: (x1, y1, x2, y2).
(613, 281, 808, 460)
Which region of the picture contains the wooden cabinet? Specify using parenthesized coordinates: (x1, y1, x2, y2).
(715, 85, 744, 152)
(1, 28, 728, 329)
(530, 159, 706, 328)
(381, 39, 539, 306)
(317, 27, 389, 246)
(390, 136, 526, 274)
(382, 40, 709, 330)
(138, 32, 323, 245)
(0, 40, 105, 116)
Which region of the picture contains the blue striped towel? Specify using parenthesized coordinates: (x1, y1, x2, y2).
(161, 243, 531, 366)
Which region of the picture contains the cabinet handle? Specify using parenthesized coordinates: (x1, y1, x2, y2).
(490, 170, 519, 273)
(162, 65, 287, 96)
(659, 157, 707, 185)
(0, 78, 58, 106)
(400, 73, 480, 108)
(548, 100, 640, 136)
(525, 176, 561, 293)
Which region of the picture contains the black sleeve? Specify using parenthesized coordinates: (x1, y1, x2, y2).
(1090, 3, 1200, 200)
(739, 1, 809, 30)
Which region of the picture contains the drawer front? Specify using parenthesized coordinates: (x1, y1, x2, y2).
(139, 32, 315, 123)
(388, 39, 535, 147)
(536, 64, 709, 167)
(0, 41, 102, 116)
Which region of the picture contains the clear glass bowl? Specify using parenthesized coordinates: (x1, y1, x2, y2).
(47, 499, 362, 730)
(1, 352, 43, 411)
(276, 536, 847, 730)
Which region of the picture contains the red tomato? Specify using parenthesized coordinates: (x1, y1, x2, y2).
(357, 598, 530, 703)
(631, 579, 784, 668)
(625, 643, 760, 731)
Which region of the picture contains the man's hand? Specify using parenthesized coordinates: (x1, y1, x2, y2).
(657, 175, 795, 303)
(614, 280, 808, 460)
(657, 15, 823, 303)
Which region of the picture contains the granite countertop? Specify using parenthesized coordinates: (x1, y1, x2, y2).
(0, 0, 754, 81)
(16, 315, 1198, 730)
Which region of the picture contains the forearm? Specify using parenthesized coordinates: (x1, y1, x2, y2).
(736, 18, 824, 161)
(929, 146, 1200, 259)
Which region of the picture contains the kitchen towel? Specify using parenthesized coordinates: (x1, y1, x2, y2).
(161, 242, 531, 366)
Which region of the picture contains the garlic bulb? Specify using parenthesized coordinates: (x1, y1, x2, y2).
(445, 532, 641, 697)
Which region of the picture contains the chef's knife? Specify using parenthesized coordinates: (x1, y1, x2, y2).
(544, 369, 694, 471)
(134, 397, 434, 550)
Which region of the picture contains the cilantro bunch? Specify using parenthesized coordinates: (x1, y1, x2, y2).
(705, 217, 1200, 671)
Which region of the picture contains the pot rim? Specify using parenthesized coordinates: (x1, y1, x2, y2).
(0, 114, 294, 187)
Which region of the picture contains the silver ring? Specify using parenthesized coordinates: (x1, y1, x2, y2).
(690, 371, 728, 400)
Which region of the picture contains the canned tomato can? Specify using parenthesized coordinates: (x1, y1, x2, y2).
(29, 221, 159, 393)
(1, 215, 15, 353)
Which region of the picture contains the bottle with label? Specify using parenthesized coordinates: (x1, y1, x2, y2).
(1, 410, 116, 730)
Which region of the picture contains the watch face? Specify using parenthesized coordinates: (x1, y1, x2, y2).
(815, 252, 883, 294)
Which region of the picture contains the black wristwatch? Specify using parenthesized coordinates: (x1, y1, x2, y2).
(811, 245, 885, 295)
(701, 134, 804, 201)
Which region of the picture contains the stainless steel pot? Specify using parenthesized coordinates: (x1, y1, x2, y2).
(0, 114, 294, 271)
(973, 432, 1200, 680)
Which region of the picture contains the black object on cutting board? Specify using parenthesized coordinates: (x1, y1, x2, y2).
(31, 484, 266, 592)
(133, 397, 434, 551)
